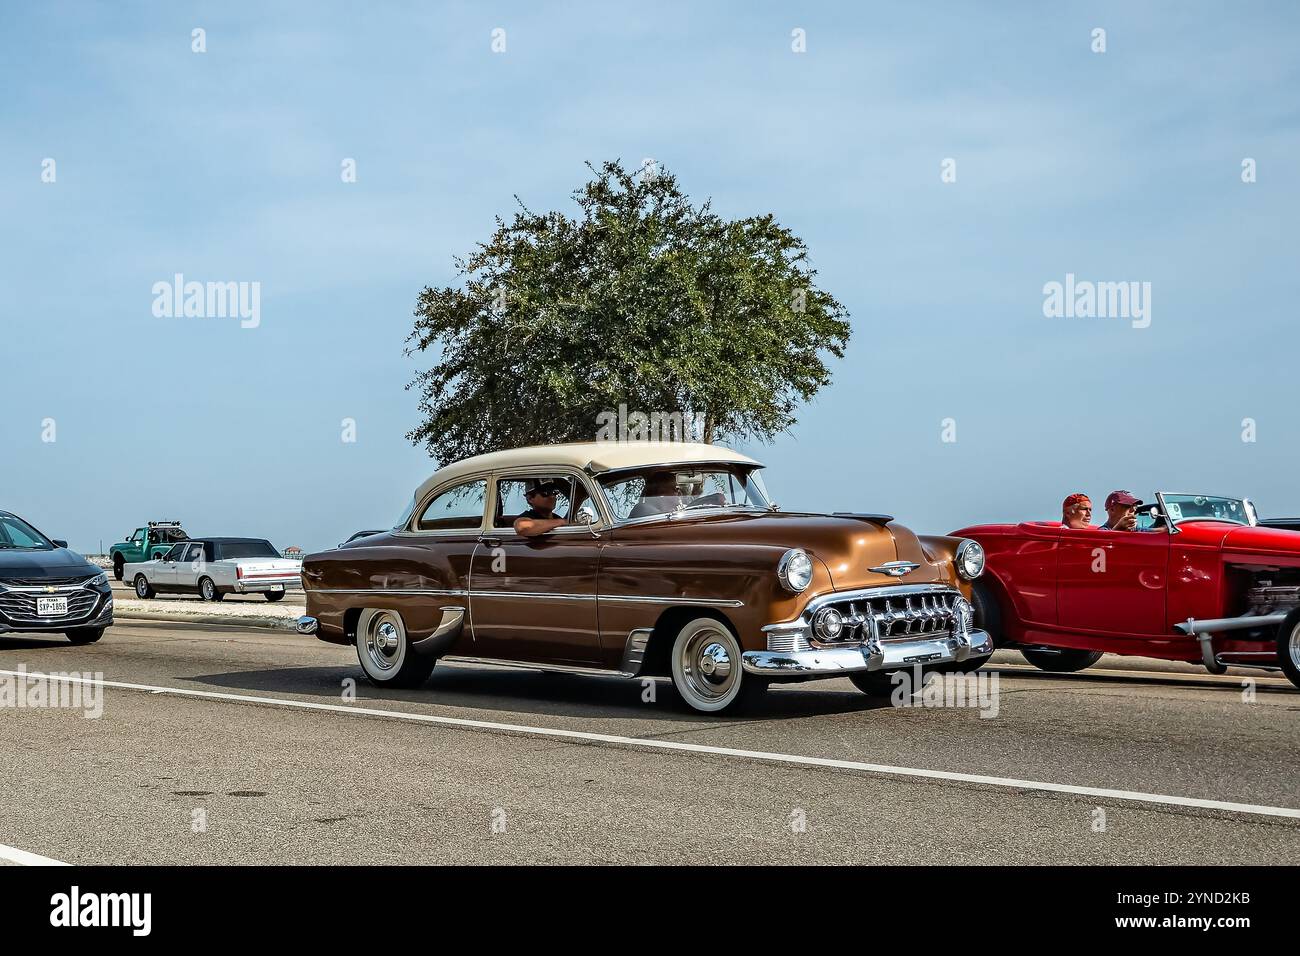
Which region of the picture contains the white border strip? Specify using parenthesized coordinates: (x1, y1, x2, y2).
(0, 843, 69, 866)
(3, 669, 1298, 821)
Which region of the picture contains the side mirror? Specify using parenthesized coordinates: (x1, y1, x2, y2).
(52, 539, 68, 549)
(574, 504, 600, 537)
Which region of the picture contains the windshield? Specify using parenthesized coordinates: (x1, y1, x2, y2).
(0, 514, 54, 551)
(598, 465, 771, 522)
(1158, 493, 1257, 527)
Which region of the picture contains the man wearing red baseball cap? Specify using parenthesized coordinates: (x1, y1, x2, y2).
(1061, 493, 1093, 530)
(1099, 490, 1143, 531)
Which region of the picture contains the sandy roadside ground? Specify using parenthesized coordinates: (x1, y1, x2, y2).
(108, 581, 305, 630)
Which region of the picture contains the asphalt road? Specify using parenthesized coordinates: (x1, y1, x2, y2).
(1, 620, 1297, 865)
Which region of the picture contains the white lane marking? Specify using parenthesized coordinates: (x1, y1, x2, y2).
(3, 669, 1298, 821)
(0, 843, 69, 866)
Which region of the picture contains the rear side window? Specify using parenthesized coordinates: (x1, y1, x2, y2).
(417, 480, 488, 532)
(219, 540, 279, 559)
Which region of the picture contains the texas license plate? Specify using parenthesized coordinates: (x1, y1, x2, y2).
(37, 597, 68, 616)
(269, 584, 284, 592)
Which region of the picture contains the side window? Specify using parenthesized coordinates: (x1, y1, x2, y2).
(185, 543, 205, 563)
(494, 475, 577, 529)
(163, 544, 187, 561)
(417, 479, 488, 532)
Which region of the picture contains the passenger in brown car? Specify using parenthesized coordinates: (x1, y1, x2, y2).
(513, 480, 570, 537)
(629, 471, 684, 518)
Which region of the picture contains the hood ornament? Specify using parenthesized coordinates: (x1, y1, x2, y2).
(870, 560, 919, 578)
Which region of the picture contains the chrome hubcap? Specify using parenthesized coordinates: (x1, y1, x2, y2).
(1289, 623, 1300, 669)
(697, 642, 732, 680)
(679, 627, 738, 702)
(364, 614, 403, 672)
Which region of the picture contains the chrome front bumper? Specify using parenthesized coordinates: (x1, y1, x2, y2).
(742, 628, 993, 676)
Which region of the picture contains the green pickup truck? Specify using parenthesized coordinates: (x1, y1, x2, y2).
(109, 521, 189, 580)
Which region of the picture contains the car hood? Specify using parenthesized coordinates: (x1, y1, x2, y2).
(0, 547, 97, 580)
(650, 511, 959, 591)
(1210, 522, 1300, 557)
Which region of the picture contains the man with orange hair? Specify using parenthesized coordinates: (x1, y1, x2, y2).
(1061, 493, 1093, 530)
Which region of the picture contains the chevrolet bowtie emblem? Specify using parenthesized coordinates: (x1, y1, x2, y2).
(870, 560, 919, 578)
(45, 586, 56, 593)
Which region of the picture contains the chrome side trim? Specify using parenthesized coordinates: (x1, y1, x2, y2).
(471, 590, 596, 602)
(440, 656, 627, 678)
(411, 606, 466, 656)
(314, 587, 740, 607)
(599, 594, 744, 608)
(316, 588, 469, 597)
(619, 628, 653, 677)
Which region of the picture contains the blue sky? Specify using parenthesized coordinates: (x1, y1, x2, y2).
(3, 2, 1298, 553)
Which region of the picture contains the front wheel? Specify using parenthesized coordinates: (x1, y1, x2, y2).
(112, 556, 124, 581)
(355, 608, 434, 688)
(1021, 646, 1103, 673)
(66, 628, 104, 645)
(669, 617, 765, 714)
(134, 574, 155, 599)
(1277, 613, 1300, 691)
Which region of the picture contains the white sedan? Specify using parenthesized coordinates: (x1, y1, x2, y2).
(125, 537, 302, 602)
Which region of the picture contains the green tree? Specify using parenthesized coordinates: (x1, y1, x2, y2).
(406, 160, 850, 463)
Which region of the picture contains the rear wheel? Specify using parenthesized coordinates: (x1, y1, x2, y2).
(66, 628, 104, 645)
(1277, 613, 1300, 691)
(1021, 646, 1104, 673)
(355, 608, 434, 688)
(133, 574, 155, 599)
(264, 591, 285, 602)
(669, 617, 765, 714)
(199, 577, 224, 602)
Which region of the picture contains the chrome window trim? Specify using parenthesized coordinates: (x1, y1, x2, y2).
(592, 461, 769, 527)
(398, 472, 493, 537)
(487, 466, 613, 533)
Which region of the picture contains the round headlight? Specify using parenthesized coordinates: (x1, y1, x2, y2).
(956, 540, 985, 580)
(814, 606, 844, 640)
(777, 548, 813, 593)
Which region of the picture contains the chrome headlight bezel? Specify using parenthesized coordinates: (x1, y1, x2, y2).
(955, 539, 985, 580)
(86, 571, 110, 589)
(777, 548, 814, 593)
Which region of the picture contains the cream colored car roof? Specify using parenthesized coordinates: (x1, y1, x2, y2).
(414, 442, 762, 500)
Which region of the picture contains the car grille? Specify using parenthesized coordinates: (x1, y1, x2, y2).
(767, 586, 966, 652)
(866, 592, 961, 640)
(1, 575, 96, 588)
(0, 587, 101, 624)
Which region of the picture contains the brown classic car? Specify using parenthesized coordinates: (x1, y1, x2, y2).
(298, 442, 991, 713)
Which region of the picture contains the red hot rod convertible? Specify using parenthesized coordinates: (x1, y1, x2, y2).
(952, 492, 1300, 689)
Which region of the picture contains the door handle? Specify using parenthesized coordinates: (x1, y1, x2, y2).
(479, 536, 502, 548)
